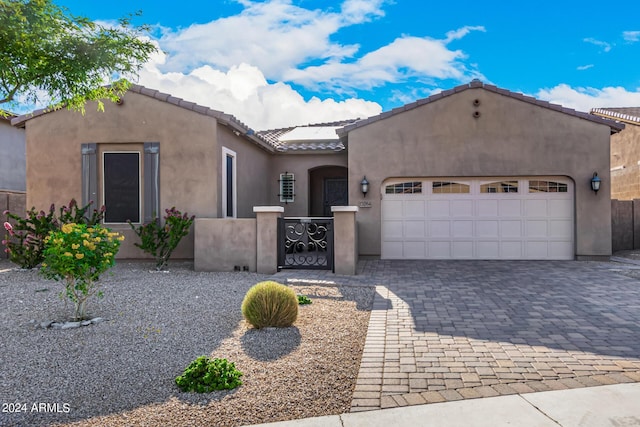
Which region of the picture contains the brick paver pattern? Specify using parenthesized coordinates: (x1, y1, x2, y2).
(276, 259, 640, 412)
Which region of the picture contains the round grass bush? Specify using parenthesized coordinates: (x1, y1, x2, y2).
(241, 281, 298, 329)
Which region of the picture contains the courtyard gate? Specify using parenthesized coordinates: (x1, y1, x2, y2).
(277, 217, 334, 271)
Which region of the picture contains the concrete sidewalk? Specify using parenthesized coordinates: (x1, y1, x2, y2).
(244, 383, 640, 426)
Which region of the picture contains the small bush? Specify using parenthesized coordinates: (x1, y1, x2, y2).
(241, 281, 298, 329)
(128, 207, 195, 271)
(297, 295, 312, 305)
(175, 356, 243, 393)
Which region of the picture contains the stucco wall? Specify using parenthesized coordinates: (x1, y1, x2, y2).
(22, 91, 259, 259)
(610, 123, 640, 200)
(217, 126, 272, 218)
(0, 119, 26, 191)
(0, 190, 26, 259)
(194, 218, 256, 271)
(270, 152, 348, 217)
(347, 88, 612, 258)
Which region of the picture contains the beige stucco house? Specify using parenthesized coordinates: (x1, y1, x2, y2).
(591, 108, 640, 200)
(11, 80, 623, 268)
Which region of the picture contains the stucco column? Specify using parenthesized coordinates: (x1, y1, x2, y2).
(253, 206, 284, 274)
(332, 206, 359, 275)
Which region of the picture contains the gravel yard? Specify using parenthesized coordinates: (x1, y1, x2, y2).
(0, 259, 374, 427)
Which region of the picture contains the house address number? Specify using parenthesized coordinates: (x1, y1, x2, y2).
(358, 201, 372, 208)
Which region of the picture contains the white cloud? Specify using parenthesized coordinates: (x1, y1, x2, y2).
(577, 64, 594, 71)
(536, 84, 640, 112)
(156, 0, 384, 78)
(583, 37, 612, 52)
(138, 51, 381, 130)
(623, 31, 640, 42)
(445, 26, 486, 43)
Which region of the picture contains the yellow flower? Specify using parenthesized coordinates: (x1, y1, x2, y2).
(118, 235, 125, 241)
(72, 243, 80, 249)
(94, 236, 101, 242)
(87, 228, 94, 232)
(64, 252, 73, 257)
(75, 253, 84, 259)
(61, 223, 75, 234)
(42, 263, 47, 267)
(82, 233, 90, 239)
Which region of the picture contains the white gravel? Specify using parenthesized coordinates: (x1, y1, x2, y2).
(0, 259, 374, 427)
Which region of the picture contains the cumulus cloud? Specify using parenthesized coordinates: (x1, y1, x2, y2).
(623, 31, 640, 42)
(138, 49, 382, 130)
(536, 84, 640, 112)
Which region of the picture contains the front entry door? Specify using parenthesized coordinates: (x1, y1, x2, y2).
(323, 178, 348, 216)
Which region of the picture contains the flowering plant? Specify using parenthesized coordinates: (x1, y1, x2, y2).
(40, 223, 123, 320)
(2, 199, 105, 269)
(129, 207, 195, 271)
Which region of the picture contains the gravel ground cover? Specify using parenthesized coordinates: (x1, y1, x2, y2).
(0, 259, 374, 427)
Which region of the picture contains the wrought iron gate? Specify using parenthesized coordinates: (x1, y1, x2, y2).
(277, 217, 334, 271)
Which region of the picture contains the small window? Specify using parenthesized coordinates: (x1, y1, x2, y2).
(385, 181, 422, 194)
(529, 180, 568, 193)
(222, 147, 237, 218)
(432, 182, 470, 194)
(480, 181, 518, 193)
(279, 173, 295, 203)
(103, 152, 140, 223)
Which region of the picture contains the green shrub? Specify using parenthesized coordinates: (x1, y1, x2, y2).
(3, 199, 105, 269)
(128, 207, 195, 271)
(297, 295, 312, 305)
(241, 281, 298, 329)
(175, 356, 243, 393)
(40, 223, 123, 320)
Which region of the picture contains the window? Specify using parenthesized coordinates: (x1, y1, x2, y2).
(82, 143, 159, 225)
(279, 172, 295, 203)
(480, 181, 518, 193)
(103, 152, 141, 223)
(222, 147, 237, 218)
(432, 181, 470, 194)
(529, 180, 568, 193)
(385, 181, 422, 194)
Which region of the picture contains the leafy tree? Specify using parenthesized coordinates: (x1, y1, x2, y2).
(0, 0, 157, 114)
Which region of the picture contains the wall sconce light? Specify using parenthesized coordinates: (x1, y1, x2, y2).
(360, 176, 369, 197)
(591, 172, 601, 194)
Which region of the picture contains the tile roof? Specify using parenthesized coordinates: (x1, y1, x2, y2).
(258, 119, 358, 152)
(10, 84, 275, 152)
(338, 80, 625, 136)
(590, 107, 640, 126)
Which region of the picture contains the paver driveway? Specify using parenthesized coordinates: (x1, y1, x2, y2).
(277, 259, 640, 411)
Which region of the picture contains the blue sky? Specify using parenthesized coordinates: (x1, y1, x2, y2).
(53, 0, 640, 129)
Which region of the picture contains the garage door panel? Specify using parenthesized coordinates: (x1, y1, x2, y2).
(452, 200, 473, 217)
(501, 220, 522, 237)
(404, 241, 426, 258)
(452, 220, 473, 237)
(405, 221, 426, 238)
(383, 221, 403, 238)
(477, 221, 499, 237)
(526, 220, 548, 237)
(430, 221, 451, 237)
(405, 200, 425, 217)
(499, 199, 522, 216)
(478, 200, 499, 217)
(453, 241, 474, 258)
(429, 200, 450, 217)
(382, 177, 573, 260)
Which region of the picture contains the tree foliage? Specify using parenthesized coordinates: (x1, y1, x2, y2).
(0, 0, 157, 114)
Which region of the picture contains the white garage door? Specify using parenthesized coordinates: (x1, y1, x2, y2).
(381, 177, 574, 260)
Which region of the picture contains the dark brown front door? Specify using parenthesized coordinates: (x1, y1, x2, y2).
(323, 178, 348, 216)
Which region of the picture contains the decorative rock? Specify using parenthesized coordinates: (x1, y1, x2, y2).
(40, 321, 53, 329)
(81, 320, 92, 326)
(61, 321, 81, 329)
(51, 323, 63, 329)
(90, 317, 105, 324)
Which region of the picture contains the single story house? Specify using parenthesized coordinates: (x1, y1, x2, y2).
(591, 108, 640, 200)
(11, 80, 623, 269)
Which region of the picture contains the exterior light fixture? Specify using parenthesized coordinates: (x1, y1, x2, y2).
(360, 176, 369, 197)
(591, 172, 601, 194)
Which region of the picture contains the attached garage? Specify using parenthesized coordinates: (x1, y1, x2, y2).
(381, 177, 574, 260)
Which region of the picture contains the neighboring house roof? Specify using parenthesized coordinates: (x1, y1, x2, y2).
(258, 119, 358, 152)
(338, 80, 625, 136)
(591, 107, 640, 126)
(10, 84, 275, 152)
